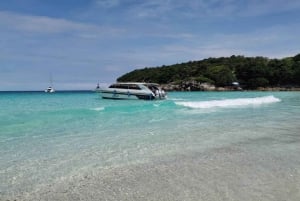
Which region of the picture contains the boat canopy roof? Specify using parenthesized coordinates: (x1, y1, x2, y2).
(116, 82, 159, 85)
(108, 82, 163, 90)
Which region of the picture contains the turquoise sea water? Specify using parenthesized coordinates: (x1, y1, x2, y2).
(1, 91, 300, 200)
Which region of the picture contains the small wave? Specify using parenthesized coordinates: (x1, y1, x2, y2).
(90, 107, 105, 111)
(169, 98, 187, 101)
(175, 95, 281, 109)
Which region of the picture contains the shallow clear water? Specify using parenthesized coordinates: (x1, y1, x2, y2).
(1, 91, 300, 200)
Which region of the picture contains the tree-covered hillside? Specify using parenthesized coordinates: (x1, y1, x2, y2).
(117, 54, 300, 89)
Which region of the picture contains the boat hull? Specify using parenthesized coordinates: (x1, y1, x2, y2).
(100, 90, 156, 100)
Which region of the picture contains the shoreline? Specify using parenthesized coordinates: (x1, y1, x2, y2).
(161, 84, 300, 92)
(1, 87, 300, 93)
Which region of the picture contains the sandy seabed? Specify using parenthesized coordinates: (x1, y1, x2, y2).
(3, 143, 299, 201)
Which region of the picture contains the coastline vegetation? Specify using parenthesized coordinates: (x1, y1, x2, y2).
(117, 53, 300, 90)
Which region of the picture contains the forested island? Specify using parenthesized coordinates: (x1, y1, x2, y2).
(117, 54, 300, 91)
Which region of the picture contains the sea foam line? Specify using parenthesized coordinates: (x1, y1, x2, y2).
(90, 107, 105, 111)
(175, 95, 281, 109)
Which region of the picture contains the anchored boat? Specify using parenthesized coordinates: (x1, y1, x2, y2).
(45, 86, 55, 93)
(45, 74, 55, 93)
(99, 82, 166, 100)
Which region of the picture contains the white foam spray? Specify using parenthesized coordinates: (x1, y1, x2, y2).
(175, 95, 281, 109)
(90, 107, 105, 111)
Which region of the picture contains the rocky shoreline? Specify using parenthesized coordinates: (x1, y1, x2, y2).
(255, 87, 300, 91)
(161, 82, 300, 92)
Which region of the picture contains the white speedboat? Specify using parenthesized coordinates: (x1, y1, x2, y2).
(99, 82, 166, 100)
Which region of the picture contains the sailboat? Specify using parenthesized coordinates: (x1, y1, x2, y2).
(95, 82, 101, 92)
(45, 74, 55, 93)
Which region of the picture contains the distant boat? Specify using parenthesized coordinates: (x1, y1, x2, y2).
(99, 82, 166, 100)
(45, 86, 55, 93)
(45, 74, 55, 93)
(95, 82, 101, 92)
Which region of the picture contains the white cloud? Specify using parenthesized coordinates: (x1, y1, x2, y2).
(155, 22, 300, 61)
(238, 0, 300, 17)
(0, 11, 80, 33)
(127, 0, 300, 20)
(95, 0, 120, 8)
(0, 11, 124, 36)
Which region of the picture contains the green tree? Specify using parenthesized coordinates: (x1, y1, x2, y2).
(206, 65, 234, 86)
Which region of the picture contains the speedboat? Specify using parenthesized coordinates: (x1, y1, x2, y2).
(99, 82, 166, 100)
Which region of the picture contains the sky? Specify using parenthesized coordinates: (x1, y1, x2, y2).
(0, 0, 300, 91)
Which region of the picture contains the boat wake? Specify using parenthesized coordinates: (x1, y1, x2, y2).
(175, 95, 281, 109)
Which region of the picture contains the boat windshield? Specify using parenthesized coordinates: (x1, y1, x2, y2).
(109, 84, 141, 90)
